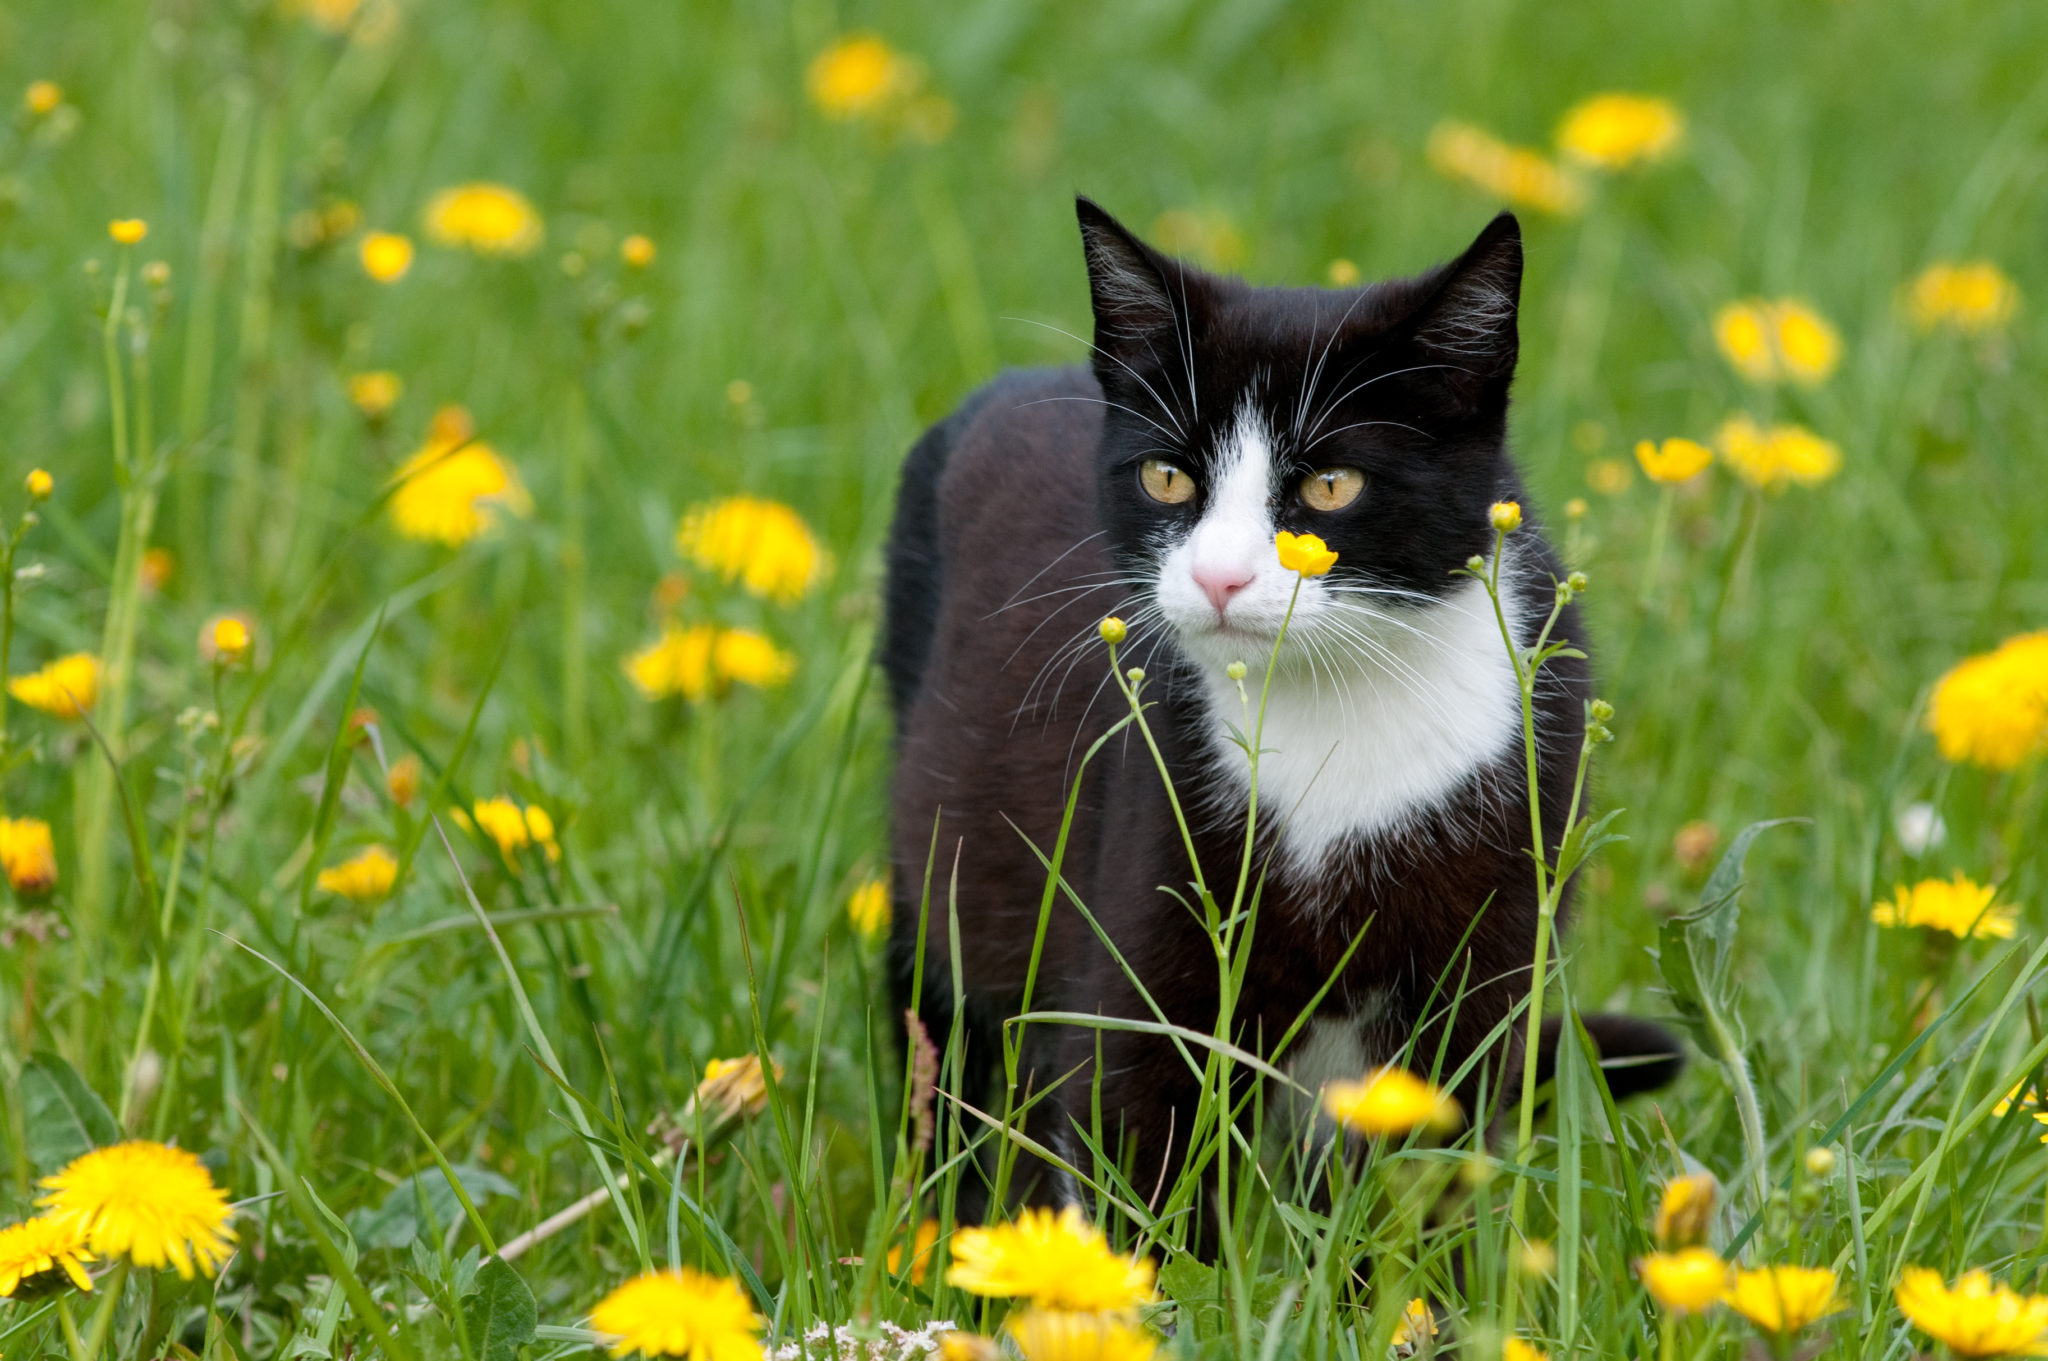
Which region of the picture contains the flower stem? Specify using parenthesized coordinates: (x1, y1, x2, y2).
(80, 1261, 130, 1361)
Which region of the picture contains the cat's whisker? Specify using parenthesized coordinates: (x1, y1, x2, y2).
(1006, 315, 1191, 438)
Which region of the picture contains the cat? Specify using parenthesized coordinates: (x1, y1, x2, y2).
(880, 198, 1681, 1220)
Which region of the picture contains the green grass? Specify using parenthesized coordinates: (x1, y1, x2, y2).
(3, 0, 2048, 1357)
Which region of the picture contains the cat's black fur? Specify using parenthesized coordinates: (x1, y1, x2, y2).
(881, 199, 1681, 1217)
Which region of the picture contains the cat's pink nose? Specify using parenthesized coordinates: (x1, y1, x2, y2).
(1193, 564, 1254, 619)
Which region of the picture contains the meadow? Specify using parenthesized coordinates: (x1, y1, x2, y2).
(2, 0, 2047, 1357)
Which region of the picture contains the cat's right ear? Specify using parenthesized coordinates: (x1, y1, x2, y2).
(1076, 197, 1183, 361)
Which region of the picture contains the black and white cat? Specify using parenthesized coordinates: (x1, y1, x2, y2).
(880, 199, 1678, 1214)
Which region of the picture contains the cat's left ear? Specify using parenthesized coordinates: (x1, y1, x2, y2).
(1404, 212, 1522, 391)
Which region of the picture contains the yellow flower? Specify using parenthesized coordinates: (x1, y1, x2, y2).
(424, 182, 544, 257)
(676, 496, 826, 603)
(621, 234, 657, 268)
(1489, 500, 1523, 533)
(939, 1335, 1003, 1361)
(1275, 530, 1339, 577)
(1588, 458, 1632, 495)
(626, 623, 716, 701)
(1150, 208, 1246, 271)
(1897, 1267, 2048, 1358)
(1653, 1173, 1716, 1249)
(139, 547, 174, 593)
(847, 878, 890, 939)
(1327, 258, 1361, 286)
(0, 817, 58, 896)
(359, 230, 415, 282)
(1909, 262, 2020, 335)
(1927, 631, 2048, 771)
(1712, 299, 1841, 385)
(206, 615, 252, 664)
(695, 1055, 778, 1123)
(468, 797, 541, 859)
(712, 629, 796, 690)
(0, 1215, 94, 1297)
(388, 405, 531, 546)
(946, 1205, 1156, 1312)
(1390, 1297, 1436, 1347)
(316, 845, 399, 901)
(806, 35, 919, 119)
(1502, 1339, 1549, 1361)
(1556, 93, 1684, 170)
(1426, 120, 1586, 217)
(1322, 1066, 1460, 1137)
(1637, 1248, 1728, 1314)
(386, 752, 422, 807)
(1871, 873, 2015, 940)
(349, 370, 403, 419)
(109, 219, 148, 245)
(25, 467, 54, 499)
(590, 1267, 764, 1360)
(887, 1218, 940, 1286)
(294, 0, 364, 33)
(1724, 1264, 1845, 1334)
(8, 653, 101, 719)
(1634, 437, 1713, 484)
(1003, 1309, 1158, 1361)
(39, 1140, 235, 1279)
(24, 80, 62, 115)
(1713, 414, 1841, 491)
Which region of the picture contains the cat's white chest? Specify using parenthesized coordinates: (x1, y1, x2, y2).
(1196, 574, 1523, 875)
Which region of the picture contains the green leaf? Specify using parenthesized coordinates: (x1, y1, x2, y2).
(348, 1165, 519, 1251)
(20, 1050, 120, 1173)
(462, 1258, 537, 1361)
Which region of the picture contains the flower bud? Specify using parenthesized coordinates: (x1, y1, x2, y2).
(141, 260, 171, 288)
(1653, 1172, 1717, 1249)
(1587, 722, 1613, 745)
(25, 468, 53, 500)
(1225, 660, 1247, 681)
(1098, 616, 1127, 645)
(1804, 1145, 1836, 1178)
(1589, 698, 1614, 723)
(1125, 667, 1145, 684)
(1567, 571, 1589, 594)
(1465, 554, 1485, 572)
(1489, 500, 1522, 533)
(208, 616, 252, 663)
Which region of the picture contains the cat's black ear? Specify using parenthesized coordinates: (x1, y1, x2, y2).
(1076, 197, 1182, 355)
(1405, 212, 1522, 388)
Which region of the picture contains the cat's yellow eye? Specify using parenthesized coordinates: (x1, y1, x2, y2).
(1299, 466, 1365, 512)
(1140, 459, 1197, 505)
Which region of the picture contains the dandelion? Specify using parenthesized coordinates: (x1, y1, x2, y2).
(349, 370, 403, 419)
(1327, 258, 1361, 286)
(316, 845, 399, 901)
(359, 230, 415, 282)
(590, 1267, 764, 1360)
(1724, 1264, 1845, 1334)
(25, 467, 53, 499)
(676, 496, 826, 603)
(946, 1205, 1156, 1312)
(386, 753, 422, 807)
(1635, 438, 1713, 484)
(1321, 1066, 1460, 1137)
(1150, 208, 1246, 271)
(887, 1218, 940, 1286)
(1556, 93, 1683, 170)
(388, 405, 531, 546)
(806, 35, 918, 119)
(939, 1334, 1002, 1361)
(1502, 1339, 1549, 1361)
(695, 1055, 777, 1123)
(1926, 631, 2048, 771)
(206, 615, 252, 664)
(712, 629, 797, 690)
(625, 623, 717, 701)
(1276, 530, 1339, 577)
(1004, 1309, 1157, 1361)
(621, 234, 657, 267)
(0, 1216, 94, 1297)
(1489, 500, 1523, 533)
(0, 817, 58, 896)
(848, 878, 890, 939)
(1637, 1248, 1728, 1314)
(39, 1140, 235, 1278)
(109, 219, 148, 245)
(467, 797, 542, 859)
(1389, 1297, 1435, 1347)
(8, 653, 100, 718)
(1712, 299, 1841, 385)
(1908, 262, 2020, 334)
(1426, 120, 1586, 216)
(1871, 873, 2015, 940)
(1713, 414, 1841, 491)
(1653, 1172, 1716, 1249)
(424, 182, 544, 257)
(24, 80, 62, 115)
(1896, 1268, 2048, 1358)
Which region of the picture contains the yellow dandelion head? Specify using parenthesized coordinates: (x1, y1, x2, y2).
(1713, 299, 1842, 385)
(624, 623, 717, 702)
(847, 878, 890, 939)
(1712, 414, 1840, 492)
(939, 1334, 1003, 1361)
(1322, 1065, 1460, 1137)
(1724, 1264, 1844, 1335)
(621, 234, 657, 267)
(1003, 1308, 1159, 1361)
(1327, 258, 1362, 286)
(316, 845, 399, 901)
(1502, 1339, 1549, 1361)
(465, 797, 539, 860)
(24, 80, 63, 115)
(109, 218, 148, 245)
(359, 230, 415, 282)
(1897, 1267, 2048, 1358)
(386, 753, 422, 807)
(1871, 873, 2015, 940)
(1275, 530, 1339, 576)
(805, 35, 920, 119)
(676, 496, 826, 603)
(1927, 631, 2048, 771)
(711, 629, 797, 691)
(1909, 262, 2020, 335)
(0, 817, 58, 896)
(1652, 1172, 1717, 1249)
(8, 653, 101, 719)
(348, 370, 403, 420)
(1634, 437, 1713, 485)
(1149, 207, 1246, 271)
(885, 1218, 941, 1287)
(945, 1205, 1157, 1313)
(388, 407, 530, 546)
(590, 1267, 764, 1360)
(39, 1141, 235, 1279)
(1556, 93, 1684, 170)
(0, 1215, 95, 1298)
(1389, 1297, 1436, 1348)
(205, 615, 253, 664)
(1637, 1248, 1728, 1314)
(1426, 120, 1586, 217)
(424, 183, 544, 257)
(695, 1055, 778, 1123)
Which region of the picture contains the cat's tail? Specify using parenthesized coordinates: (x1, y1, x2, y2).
(1530, 1012, 1686, 1101)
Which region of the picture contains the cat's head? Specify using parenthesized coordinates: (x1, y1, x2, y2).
(1076, 197, 1525, 674)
